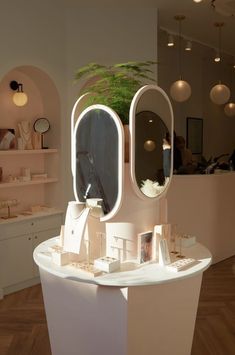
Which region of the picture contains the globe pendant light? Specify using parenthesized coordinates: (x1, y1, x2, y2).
(170, 15, 191, 103)
(210, 22, 230, 105)
(224, 63, 235, 117)
(224, 102, 235, 116)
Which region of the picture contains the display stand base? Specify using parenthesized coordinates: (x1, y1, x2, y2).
(40, 269, 202, 355)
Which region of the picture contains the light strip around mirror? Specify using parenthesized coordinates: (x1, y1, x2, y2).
(73, 104, 124, 222)
(71, 93, 92, 177)
(129, 84, 174, 201)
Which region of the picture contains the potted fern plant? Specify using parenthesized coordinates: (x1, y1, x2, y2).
(74, 61, 157, 161)
(74, 61, 157, 125)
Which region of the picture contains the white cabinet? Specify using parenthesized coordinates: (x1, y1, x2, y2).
(0, 212, 63, 296)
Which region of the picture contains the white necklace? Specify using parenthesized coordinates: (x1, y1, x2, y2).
(21, 122, 30, 135)
(19, 122, 31, 142)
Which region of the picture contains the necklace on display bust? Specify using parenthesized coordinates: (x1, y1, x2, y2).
(18, 121, 33, 149)
(21, 121, 30, 135)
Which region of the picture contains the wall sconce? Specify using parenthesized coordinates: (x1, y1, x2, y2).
(167, 34, 174, 47)
(10, 80, 28, 107)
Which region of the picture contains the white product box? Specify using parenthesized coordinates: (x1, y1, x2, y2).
(94, 256, 120, 273)
(52, 250, 70, 266)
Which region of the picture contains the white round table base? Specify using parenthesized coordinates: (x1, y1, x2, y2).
(40, 269, 202, 355)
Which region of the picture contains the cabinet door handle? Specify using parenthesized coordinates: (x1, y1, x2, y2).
(31, 222, 34, 226)
(28, 237, 31, 241)
(35, 236, 38, 239)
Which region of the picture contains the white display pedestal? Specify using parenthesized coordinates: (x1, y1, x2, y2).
(34, 238, 211, 355)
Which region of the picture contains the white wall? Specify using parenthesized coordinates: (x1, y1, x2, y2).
(0, 2, 158, 210)
(66, 8, 158, 202)
(158, 30, 235, 160)
(0, 0, 67, 209)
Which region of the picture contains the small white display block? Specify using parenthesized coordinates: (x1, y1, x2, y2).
(166, 258, 197, 272)
(94, 256, 120, 273)
(52, 250, 70, 266)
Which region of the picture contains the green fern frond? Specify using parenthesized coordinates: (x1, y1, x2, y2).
(74, 60, 157, 124)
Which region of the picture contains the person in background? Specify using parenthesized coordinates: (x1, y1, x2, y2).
(229, 149, 235, 170)
(173, 132, 182, 172)
(174, 135, 196, 174)
(162, 132, 171, 179)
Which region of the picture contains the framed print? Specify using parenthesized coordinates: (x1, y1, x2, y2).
(138, 231, 153, 263)
(0, 129, 16, 150)
(186, 117, 203, 155)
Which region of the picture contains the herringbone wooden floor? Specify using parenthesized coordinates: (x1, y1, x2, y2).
(0, 256, 235, 355)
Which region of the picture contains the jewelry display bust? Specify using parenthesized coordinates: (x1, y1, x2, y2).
(18, 120, 33, 149)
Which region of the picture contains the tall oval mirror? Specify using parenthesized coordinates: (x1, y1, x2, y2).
(73, 104, 124, 221)
(130, 85, 174, 199)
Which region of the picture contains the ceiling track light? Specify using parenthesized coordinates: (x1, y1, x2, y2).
(167, 34, 174, 47)
(170, 15, 192, 103)
(193, 0, 203, 3)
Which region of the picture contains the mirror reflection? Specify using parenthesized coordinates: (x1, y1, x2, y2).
(135, 111, 171, 198)
(75, 108, 119, 217)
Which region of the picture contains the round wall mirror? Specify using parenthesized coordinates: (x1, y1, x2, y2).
(73, 105, 124, 221)
(34, 118, 50, 149)
(34, 117, 50, 133)
(130, 85, 174, 199)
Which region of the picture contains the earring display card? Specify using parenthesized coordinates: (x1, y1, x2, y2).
(106, 223, 137, 261)
(94, 256, 120, 273)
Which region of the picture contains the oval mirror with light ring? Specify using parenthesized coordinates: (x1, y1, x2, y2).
(34, 117, 50, 134)
(130, 85, 174, 200)
(73, 104, 124, 222)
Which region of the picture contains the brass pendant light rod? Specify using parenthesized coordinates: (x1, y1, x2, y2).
(174, 15, 186, 80)
(214, 22, 224, 83)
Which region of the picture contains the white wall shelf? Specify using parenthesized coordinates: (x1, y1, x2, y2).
(0, 178, 58, 189)
(0, 149, 58, 156)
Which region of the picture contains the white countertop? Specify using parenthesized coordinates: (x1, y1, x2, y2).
(34, 237, 212, 287)
(0, 209, 63, 225)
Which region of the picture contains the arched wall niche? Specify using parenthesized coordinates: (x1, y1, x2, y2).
(0, 65, 62, 209)
(0, 65, 61, 149)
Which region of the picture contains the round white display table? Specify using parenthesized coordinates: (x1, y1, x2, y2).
(34, 237, 211, 355)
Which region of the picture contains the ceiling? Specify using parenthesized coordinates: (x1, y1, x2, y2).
(157, 0, 235, 56)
